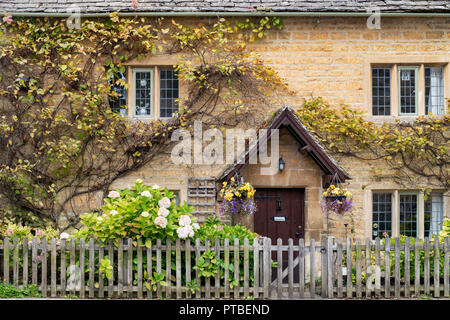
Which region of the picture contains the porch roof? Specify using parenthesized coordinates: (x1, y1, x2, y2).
(219, 106, 350, 182)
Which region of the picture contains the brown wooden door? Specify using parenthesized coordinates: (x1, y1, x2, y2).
(254, 188, 305, 243)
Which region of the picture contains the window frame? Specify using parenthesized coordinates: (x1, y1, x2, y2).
(398, 192, 419, 237)
(371, 191, 393, 239)
(367, 60, 448, 118)
(132, 68, 155, 119)
(398, 66, 419, 116)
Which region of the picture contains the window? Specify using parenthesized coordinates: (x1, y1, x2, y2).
(372, 192, 393, 239)
(398, 67, 418, 115)
(372, 68, 391, 116)
(424, 193, 444, 238)
(399, 193, 418, 237)
(109, 71, 127, 117)
(132, 66, 179, 119)
(370, 63, 447, 117)
(159, 69, 179, 118)
(425, 67, 445, 115)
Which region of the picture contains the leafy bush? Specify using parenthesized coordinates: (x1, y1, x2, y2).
(0, 223, 59, 240)
(0, 283, 40, 298)
(73, 180, 199, 244)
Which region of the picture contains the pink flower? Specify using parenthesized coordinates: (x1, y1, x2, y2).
(2, 13, 13, 24)
(5, 229, 13, 236)
(35, 229, 44, 237)
(131, 0, 138, 9)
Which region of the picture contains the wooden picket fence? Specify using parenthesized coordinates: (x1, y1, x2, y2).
(0, 236, 449, 299)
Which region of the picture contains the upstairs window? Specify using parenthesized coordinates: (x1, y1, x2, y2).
(398, 67, 418, 115)
(371, 63, 447, 117)
(372, 68, 391, 116)
(132, 66, 179, 119)
(425, 67, 445, 115)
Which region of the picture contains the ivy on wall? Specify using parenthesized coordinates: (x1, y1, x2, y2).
(0, 13, 287, 229)
(296, 97, 449, 194)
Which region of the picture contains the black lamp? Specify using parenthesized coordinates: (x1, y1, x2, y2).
(278, 157, 285, 172)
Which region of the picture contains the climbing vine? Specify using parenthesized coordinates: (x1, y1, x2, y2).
(296, 97, 450, 194)
(0, 13, 287, 229)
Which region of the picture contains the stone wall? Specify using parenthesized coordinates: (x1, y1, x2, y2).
(65, 16, 449, 240)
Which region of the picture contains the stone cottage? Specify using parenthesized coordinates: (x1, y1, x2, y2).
(3, 1, 449, 243)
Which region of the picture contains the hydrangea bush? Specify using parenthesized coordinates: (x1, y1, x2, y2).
(73, 180, 200, 244)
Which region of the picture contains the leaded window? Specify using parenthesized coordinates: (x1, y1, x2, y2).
(109, 71, 127, 116)
(398, 67, 418, 115)
(133, 69, 154, 117)
(399, 193, 418, 237)
(372, 67, 391, 116)
(425, 67, 445, 115)
(372, 192, 393, 239)
(159, 69, 179, 118)
(424, 193, 444, 238)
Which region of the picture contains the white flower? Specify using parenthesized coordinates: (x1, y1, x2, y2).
(97, 217, 103, 222)
(154, 216, 168, 228)
(141, 190, 152, 198)
(60, 232, 70, 240)
(192, 223, 200, 230)
(135, 178, 143, 183)
(178, 215, 191, 227)
(108, 190, 120, 198)
(176, 225, 194, 239)
(141, 211, 150, 217)
(158, 197, 171, 208)
(157, 207, 169, 217)
(152, 184, 160, 189)
(110, 210, 119, 216)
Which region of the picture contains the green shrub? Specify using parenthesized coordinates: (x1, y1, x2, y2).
(0, 283, 40, 298)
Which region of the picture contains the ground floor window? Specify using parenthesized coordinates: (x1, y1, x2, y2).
(372, 191, 445, 239)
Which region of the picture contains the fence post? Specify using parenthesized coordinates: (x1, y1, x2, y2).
(146, 239, 152, 299)
(51, 238, 57, 297)
(434, 235, 440, 298)
(175, 239, 181, 299)
(355, 238, 362, 298)
(336, 238, 343, 298)
(327, 237, 333, 298)
(394, 237, 400, 298)
(310, 238, 315, 299)
(299, 238, 305, 299)
(346, 237, 352, 298)
(374, 237, 381, 298)
(424, 237, 430, 295)
(185, 239, 191, 299)
(321, 237, 328, 298)
(118, 239, 123, 298)
(253, 238, 259, 299)
(365, 237, 371, 298)
(69, 238, 75, 297)
(263, 237, 271, 298)
(42, 238, 48, 297)
(137, 239, 143, 299)
(384, 237, 390, 298)
(3, 237, 9, 284)
(23, 238, 29, 288)
(234, 238, 240, 299)
(127, 238, 133, 298)
(404, 237, 410, 298)
(165, 238, 172, 299)
(60, 239, 66, 297)
(108, 240, 114, 298)
(244, 238, 250, 298)
(214, 238, 221, 299)
(13, 237, 19, 288)
(79, 238, 85, 299)
(98, 241, 104, 298)
(444, 237, 449, 298)
(414, 237, 420, 297)
(224, 238, 230, 299)
(89, 238, 95, 298)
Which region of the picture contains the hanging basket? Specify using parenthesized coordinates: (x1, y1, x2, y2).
(325, 195, 347, 202)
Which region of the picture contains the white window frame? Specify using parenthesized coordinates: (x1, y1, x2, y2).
(132, 68, 154, 119)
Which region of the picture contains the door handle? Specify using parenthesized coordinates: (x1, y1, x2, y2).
(295, 232, 300, 237)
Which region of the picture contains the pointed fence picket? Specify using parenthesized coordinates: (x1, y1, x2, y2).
(0, 236, 449, 299)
